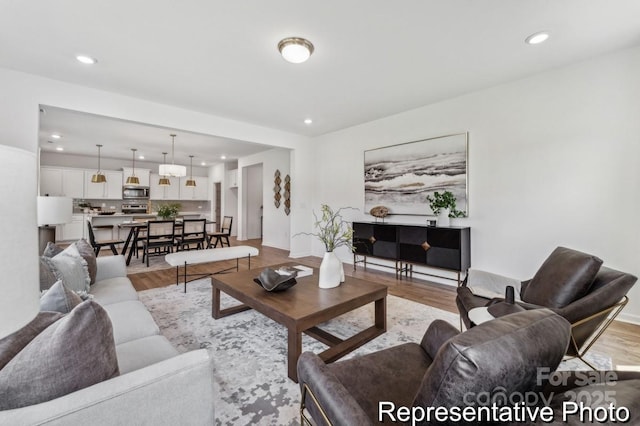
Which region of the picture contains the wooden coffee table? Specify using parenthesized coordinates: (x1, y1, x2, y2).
(211, 262, 387, 382)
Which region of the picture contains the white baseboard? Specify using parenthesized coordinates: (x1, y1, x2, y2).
(288, 250, 312, 258)
(617, 312, 640, 326)
(260, 241, 289, 251)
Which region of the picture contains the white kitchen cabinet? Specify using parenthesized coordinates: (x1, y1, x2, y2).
(40, 167, 63, 196)
(227, 169, 238, 188)
(105, 171, 123, 199)
(84, 171, 105, 199)
(149, 173, 163, 199)
(40, 167, 85, 198)
(193, 176, 209, 200)
(122, 167, 150, 187)
(150, 173, 180, 200)
(61, 214, 85, 241)
(62, 169, 85, 198)
(84, 170, 123, 199)
(180, 176, 208, 200)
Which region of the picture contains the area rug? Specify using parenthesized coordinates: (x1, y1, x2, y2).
(124, 251, 173, 274)
(138, 279, 612, 425)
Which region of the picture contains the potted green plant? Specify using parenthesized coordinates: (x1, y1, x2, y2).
(296, 204, 356, 288)
(155, 202, 181, 219)
(426, 191, 466, 226)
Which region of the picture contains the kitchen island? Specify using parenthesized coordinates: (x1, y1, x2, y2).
(89, 212, 208, 240)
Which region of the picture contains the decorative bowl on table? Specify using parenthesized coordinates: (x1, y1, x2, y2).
(253, 268, 298, 292)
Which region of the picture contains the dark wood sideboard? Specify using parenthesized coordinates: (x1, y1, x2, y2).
(352, 222, 471, 285)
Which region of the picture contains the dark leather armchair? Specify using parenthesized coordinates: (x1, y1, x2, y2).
(298, 309, 570, 425)
(298, 309, 640, 425)
(456, 247, 636, 369)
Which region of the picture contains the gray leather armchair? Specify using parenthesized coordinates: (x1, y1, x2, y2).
(298, 309, 570, 425)
(456, 247, 636, 369)
(298, 309, 640, 425)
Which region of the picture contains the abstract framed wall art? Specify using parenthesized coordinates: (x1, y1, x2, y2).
(364, 132, 468, 216)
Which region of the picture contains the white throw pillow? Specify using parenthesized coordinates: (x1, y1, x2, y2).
(466, 269, 522, 302)
(43, 244, 91, 294)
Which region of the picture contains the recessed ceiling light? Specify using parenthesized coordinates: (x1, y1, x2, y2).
(304, 118, 313, 125)
(51, 134, 61, 139)
(525, 31, 549, 45)
(76, 55, 98, 65)
(220, 155, 227, 160)
(55, 147, 64, 151)
(278, 37, 314, 64)
(138, 155, 145, 160)
(201, 162, 206, 166)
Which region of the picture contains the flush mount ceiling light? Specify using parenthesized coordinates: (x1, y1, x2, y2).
(185, 155, 196, 187)
(159, 134, 187, 177)
(76, 55, 98, 65)
(158, 152, 171, 186)
(278, 37, 314, 63)
(525, 31, 550, 45)
(126, 148, 140, 185)
(91, 144, 106, 183)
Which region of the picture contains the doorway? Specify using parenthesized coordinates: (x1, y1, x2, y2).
(214, 182, 221, 232)
(244, 164, 263, 240)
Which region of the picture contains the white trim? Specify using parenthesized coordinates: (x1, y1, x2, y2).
(617, 312, 640, 326)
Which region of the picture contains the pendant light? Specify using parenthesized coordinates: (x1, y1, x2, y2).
(158, 133, 186, 177)
(158, 152, 171, 186)
(126, 148, 140, 185)
(185, 155, 196, 187)
(91, 144, 106, 183)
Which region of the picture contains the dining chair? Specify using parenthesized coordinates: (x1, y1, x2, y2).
(175, 218, 207, 251)
(207, 216, 232, 248)
(141, 220, 175, 267)
(86, 221, 124, 256)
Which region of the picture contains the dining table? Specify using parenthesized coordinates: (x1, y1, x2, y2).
(120, 219, 216, 266)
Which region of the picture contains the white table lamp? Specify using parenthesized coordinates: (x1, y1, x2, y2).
(37, 196, 73, 253)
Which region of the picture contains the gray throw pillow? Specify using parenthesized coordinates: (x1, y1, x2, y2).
(76, 239, 97, 285)
(39, 256, 59, 291)
(45, 244, 91, 294)
(40, 280, 83, 313)
(0, 301, 120, 410)
(42, 241, 64, 258)
(0, 312, 64, 371)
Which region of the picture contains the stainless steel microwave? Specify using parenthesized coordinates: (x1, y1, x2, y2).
(122, 186, 150, 200)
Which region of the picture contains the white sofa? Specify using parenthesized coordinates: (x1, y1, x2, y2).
(0, 255, 215, 425)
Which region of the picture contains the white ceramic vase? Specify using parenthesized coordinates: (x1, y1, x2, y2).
(437, 208, 450, 227)
(319, 251, 342, 288)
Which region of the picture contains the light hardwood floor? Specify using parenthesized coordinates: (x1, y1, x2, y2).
(126, 238, 640, 368)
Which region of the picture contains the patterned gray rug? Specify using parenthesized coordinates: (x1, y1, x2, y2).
(137, 279, 611, 425)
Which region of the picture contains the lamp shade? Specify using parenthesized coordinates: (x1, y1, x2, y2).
(159, 164, 187, 177)
(37, 196, 73, 226)
(0, 145, 39, 339)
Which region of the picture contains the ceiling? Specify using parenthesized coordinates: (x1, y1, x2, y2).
(38, 106, 272, 166)
(2, 1, 640, 161)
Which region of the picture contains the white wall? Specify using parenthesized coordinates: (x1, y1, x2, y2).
(238, 148, 292, 250)
(311, 46, 640, 324)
